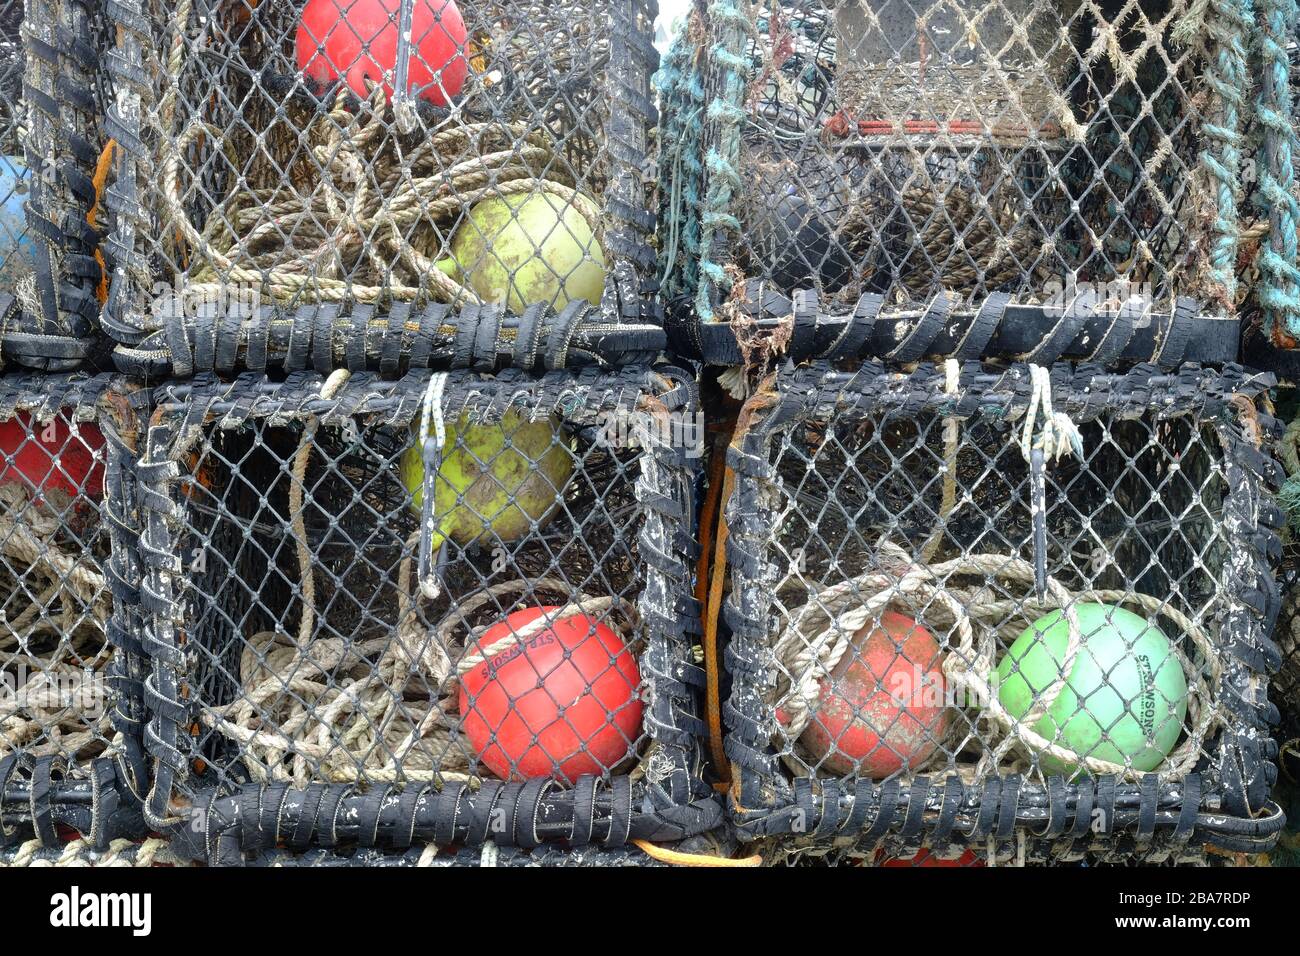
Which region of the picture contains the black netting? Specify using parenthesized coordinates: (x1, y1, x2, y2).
(138, 367, 715, 858)
(103, 0, 660, 372)
(722, 362, 1283, 856)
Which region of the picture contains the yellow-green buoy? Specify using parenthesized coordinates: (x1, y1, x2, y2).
(446, 193, 605, 313)
(400, 410, 574, 550)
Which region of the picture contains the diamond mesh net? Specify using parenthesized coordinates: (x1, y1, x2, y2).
(106, 0, 658, 349)
(139, 368, 706, 840)
(657, 0, 1286, 331)
(0, 401, 114, 769)
(722, 362, 1281, 852)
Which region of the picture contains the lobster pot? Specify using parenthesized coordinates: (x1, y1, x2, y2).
(0, 372, 148, 849)
(103, 0, 662, 375)
(137, 367, 718, 864)
(658, 0, 1251, 364)
(0, 838, 680, 866)
(1275, 521, 1300, 755)
(0, 0, 107, 370)
(723, 363, 1284, 861)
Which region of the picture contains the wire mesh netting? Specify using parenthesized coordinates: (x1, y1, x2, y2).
(0, 2, 33, 294)
(0, 373, 152, 849)
(1273, 391, 1300, 759)
(0, 394, 111, 765)
(657, 0, 1299, 348)
(722, 362, 1283, 855)
(104, 0, 660, 366)
(138, 367, 714, 855)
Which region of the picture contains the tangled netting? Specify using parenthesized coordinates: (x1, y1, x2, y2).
(0, 483, 113, 760)
(772, 541, 1220, 784)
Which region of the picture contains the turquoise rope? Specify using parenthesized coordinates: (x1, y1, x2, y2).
(693, 0, 748, 322)
(1253, 0, 1300, 338)
(655, 27, 707, 302)
(1202, 0, 1253, 304)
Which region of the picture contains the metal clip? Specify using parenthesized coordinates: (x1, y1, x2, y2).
(1030, 446, 1047, 602)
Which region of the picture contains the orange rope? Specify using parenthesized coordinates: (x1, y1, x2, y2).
(704, 465, 735, 789)
(88, 140, 116, 304)
(696, 430, 731, 783)
(632, 839, 762, 868)
(694, 433, 725, 609)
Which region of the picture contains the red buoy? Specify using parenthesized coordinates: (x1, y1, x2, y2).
(295, 0, 469, 107)
(798, 609, 948, 777)
(459, 607, 642, 783)
(0, 412, 105, 502)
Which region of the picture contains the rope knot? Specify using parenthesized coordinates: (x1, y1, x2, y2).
(1019, 364, 1083, 465)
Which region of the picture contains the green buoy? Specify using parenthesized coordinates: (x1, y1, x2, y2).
(445, 193, 605, 314)
(995, 603, 1188, 777)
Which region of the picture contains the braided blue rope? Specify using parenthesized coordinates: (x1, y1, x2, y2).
(654, 24, 707, 302)
(1202, 0, 1253, 304)
(693, 0, 748, 322)
(1253, 0, 1300, 338)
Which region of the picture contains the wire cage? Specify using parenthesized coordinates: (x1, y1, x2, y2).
(103, 0, 665, 376)
(721, 361, 1285, 860)
(134, 366, 719, 864)
(241, 844, 674, 865)
(1273, 391, 1300, 769)
(0, 2, 29, 291)
(656, 0, 1289, 365)
(0, 371, 149, 850)
(0, 0, 110, 371)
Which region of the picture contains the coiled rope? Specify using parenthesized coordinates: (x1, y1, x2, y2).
(772, 542, 1220, 782)
(159, 5, 602, 309)
(0, 483, 112, 760)
(200, 569, 640, 787)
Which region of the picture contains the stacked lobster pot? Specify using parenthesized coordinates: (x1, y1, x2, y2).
(136, 367, 719, 865)
(657, 0, 1290, 865)
(101, 0, 667, 375)
(656, 0, 1297, 367)
(2, 0, 729, 868)
(721, 362, 1283, 864)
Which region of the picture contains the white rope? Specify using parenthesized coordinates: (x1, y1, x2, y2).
(418, 372, 450, 600)
(0, 837, 180, 867)
(771, 541, 1220, 782)
(1019, 364, 1083, 465)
